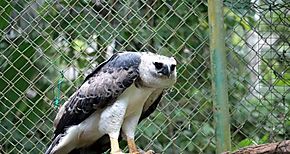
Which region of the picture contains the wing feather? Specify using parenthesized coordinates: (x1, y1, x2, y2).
(53, 52, 141, 137)
(139, 89, 164, 122)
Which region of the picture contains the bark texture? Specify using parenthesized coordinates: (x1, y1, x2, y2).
(223, 140, 290, 154)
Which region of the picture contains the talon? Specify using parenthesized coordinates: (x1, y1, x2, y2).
(145, 150, 155, 154)
(138, 149, 155, 154)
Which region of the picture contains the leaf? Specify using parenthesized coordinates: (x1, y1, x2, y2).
(259, 133, 269, 144)
(237, 138, 255, 148)
(72, 39, 87, 52)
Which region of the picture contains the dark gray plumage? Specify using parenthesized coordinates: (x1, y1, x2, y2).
(53, 53, 141, 137)
(45, 52, 177, 154)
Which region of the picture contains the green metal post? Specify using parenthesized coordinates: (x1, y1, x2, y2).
(208, 0, 231, 153)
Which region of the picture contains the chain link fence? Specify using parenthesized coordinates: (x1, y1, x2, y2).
(0, 0, 289, 153)
(224, 0, 289, 149)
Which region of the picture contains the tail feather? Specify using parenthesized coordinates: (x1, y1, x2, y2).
(45, 134, 111, 154)
(45, 134, 63, 154)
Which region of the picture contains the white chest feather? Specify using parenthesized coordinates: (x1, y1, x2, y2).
(122, 85, 154, 116)
(98, 85, 154, 135)
(106, 84, 154, 117)
(59, 85, 155, 149)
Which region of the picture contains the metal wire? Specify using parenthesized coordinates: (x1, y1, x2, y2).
(0, 0, 289, 153)
(225, 0, 290, 150)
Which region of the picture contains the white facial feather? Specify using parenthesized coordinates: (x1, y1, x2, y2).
(138, 52, 177, 88)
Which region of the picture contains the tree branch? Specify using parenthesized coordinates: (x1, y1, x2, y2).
(223, 140, 290, 154)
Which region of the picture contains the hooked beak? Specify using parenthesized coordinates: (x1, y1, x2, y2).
(158, 65, 171, 78)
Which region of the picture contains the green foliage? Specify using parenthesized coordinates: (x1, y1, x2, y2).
(0, 0, 289, 153)
(225, 0, 290, 151)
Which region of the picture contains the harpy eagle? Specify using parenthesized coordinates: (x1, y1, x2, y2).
(45, 52, 177, 154)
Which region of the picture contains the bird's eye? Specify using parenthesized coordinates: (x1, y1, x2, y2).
(170, 64, 176, 71)
(153, 62, 163, 70)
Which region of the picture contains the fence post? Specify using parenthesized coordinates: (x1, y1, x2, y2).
(208, 0, 231, 153)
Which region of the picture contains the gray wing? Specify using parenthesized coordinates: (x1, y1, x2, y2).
(53, 52, 141, 137)
(139, 89, 164, 122)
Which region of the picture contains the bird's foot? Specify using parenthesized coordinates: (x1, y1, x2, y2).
(144, 150, 155, 154)
(111, 150, 125, 154)
(138, 149, 155, 154)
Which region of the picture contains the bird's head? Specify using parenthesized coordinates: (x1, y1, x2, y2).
(138, 52, 177, 88)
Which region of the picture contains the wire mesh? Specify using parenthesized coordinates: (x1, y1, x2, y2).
(224, 0, 290, 150)
(0, 0, 289, 154)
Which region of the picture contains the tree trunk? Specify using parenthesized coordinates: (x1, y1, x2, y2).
(223, 140, 290, 154)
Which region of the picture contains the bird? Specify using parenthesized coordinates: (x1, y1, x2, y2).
(45, 51, 177, 154)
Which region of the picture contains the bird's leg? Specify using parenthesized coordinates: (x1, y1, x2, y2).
(127, 137, 155, 154)
(127, 137, 138, 153)
(110, 137, 122, 154)
(122, 111, 141, 154)
(104, 102, 127, 154)
(122, 112, 155, 154)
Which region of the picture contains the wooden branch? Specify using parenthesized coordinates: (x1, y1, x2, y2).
(223, 140, 290, 154)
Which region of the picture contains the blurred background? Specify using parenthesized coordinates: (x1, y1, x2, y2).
(0, 0, 289, 153)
